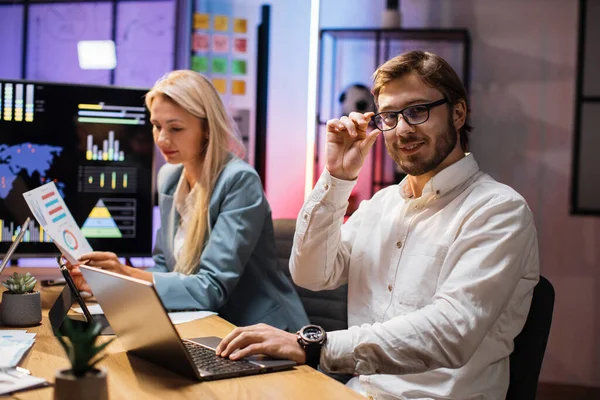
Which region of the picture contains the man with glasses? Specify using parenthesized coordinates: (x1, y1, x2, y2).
(216, 51, 539, 400)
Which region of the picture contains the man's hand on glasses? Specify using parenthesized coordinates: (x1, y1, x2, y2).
(325, 111, 380, 181)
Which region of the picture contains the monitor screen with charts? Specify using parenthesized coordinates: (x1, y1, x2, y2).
(0, 80, 154, 257)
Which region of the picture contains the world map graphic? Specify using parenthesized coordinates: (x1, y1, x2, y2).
(0, 143, 64, 199)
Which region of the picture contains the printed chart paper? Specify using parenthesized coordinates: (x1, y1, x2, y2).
(23, 182, 93, 264)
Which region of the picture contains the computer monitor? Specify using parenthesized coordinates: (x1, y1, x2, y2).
(0, 80, 154, 257)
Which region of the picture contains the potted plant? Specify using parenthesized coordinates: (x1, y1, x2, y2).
(1, 272, 42, 326)
(54, 319, 114, 400)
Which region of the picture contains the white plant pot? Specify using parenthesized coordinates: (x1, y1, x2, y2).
(1, 291, 42, 327)
(54, 368, 108, 400)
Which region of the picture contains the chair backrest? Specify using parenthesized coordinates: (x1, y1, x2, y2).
(507, 275, 555, 400)
(272, 219, 348, 332)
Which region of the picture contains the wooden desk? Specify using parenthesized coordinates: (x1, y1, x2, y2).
(1, 268, 364, 399)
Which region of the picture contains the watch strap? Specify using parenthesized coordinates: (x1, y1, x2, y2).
(297, 325, 326, 369)
(303, 340, 322, 369)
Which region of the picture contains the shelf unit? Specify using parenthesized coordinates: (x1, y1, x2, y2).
(314, 28, 471, 199)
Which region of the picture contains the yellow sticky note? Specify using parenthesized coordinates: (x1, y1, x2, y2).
(214, 15, 229, 32)
(233, 18, 247, 33)
(194, 13, 209, 30)
(212, 78, 227, 94)
(232, 80, 246, 95)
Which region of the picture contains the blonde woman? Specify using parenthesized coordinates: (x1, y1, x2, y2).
(68, 71, 309, 331)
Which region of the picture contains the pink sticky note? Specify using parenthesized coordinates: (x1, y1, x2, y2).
(212, 35, 229, 53)
(193, 33, 210, 52)
(234, 38, 247, 53)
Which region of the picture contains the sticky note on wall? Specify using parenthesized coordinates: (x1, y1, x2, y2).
(214, 15, 229, 32)
(212, 78, 227, 94)
(192, 33, 210, 52)
(212, 35, 229, 53)
(194, 13, 209, 30)
(212, 57, 227, 74)
(192, 56, 208, 73)
(234, 38, 247, 53)
(232, 80, 246, 95)
(233, 18, 247, 33)
(231, 60, 246, 75)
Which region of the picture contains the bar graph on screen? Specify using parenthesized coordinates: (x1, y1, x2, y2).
(86, 131, 126, 161)
(0, 83, 35, 122)
(2, 83, 13, 121)
(77, 166, 137, 194)
(0, 219, 52, 243)
(78, 103, 146, 126)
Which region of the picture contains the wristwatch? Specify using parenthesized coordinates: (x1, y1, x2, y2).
(297, 324, 327, 368)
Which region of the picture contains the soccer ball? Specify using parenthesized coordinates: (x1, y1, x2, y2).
(338, 84, 376, 116)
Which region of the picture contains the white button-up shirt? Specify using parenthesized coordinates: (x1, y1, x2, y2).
(291, 154, 539, 400)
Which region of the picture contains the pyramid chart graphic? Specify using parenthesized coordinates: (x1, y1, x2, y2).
(81, 199, 122, 238)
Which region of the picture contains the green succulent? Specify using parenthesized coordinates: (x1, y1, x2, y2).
(1, 272, 37, 294)
(56, 319, 115, 378)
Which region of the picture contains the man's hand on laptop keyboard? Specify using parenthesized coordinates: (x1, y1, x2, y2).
(216, 323, 306, 365)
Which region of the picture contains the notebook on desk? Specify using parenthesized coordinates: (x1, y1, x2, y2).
(79, 265, 297, 381)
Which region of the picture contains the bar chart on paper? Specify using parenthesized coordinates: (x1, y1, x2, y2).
(42, 189, 66, 223)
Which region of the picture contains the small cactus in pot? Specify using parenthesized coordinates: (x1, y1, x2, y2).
(2, 272, 37, 294)
(1, 272, 41, 326)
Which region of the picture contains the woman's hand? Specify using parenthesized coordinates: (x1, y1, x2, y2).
(63, 258, 92, 293)
(77, 252, 154, 283)
(78, 252, 131, 276)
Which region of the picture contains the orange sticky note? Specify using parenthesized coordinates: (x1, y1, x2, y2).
(232, 80, 246, 95)
(212, 78, 227, 94)
(194, 13, 209, 30)
(214, 15, 229, 32)
(233, 18, 247, 33)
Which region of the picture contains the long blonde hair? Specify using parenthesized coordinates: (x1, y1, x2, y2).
(146, 70, 245, 275)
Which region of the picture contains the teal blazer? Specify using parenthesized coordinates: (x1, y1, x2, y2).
(148, 156, 309, 332)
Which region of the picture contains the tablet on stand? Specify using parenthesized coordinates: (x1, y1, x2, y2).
(48, 256, 114, 335)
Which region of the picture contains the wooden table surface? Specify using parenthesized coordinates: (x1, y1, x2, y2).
(0, 267, 364, 399)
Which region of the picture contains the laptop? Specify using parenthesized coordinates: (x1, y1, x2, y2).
(79, 265, 297, 381)
(0, 217, 30, 275)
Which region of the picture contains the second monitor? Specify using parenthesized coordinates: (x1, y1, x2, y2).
(0, 80, 154, 257)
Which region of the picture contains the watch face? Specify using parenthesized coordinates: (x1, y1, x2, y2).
(302, 325, 324, 343)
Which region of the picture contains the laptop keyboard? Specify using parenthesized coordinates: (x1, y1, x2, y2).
(183, 341, 258, 374)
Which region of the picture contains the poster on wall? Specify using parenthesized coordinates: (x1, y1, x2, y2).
(191, 0, 257, 167)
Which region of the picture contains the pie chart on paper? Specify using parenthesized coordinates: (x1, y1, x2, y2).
(62, 229, 79, 251)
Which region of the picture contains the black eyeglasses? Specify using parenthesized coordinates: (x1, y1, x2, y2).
(371, 98, 448, 131)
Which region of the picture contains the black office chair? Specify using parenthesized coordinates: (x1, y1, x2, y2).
(506, 276, 555, 400)
(272, 219, 348, 332)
